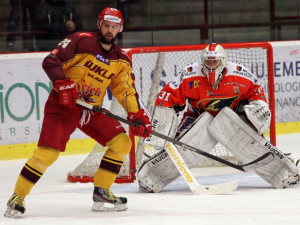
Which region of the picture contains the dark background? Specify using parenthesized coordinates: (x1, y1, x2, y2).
(0, 0, 299, 52)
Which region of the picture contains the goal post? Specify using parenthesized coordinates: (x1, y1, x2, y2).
(67, 42, 275, 183)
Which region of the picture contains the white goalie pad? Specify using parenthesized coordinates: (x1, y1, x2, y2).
(144, 106, 178, 149)
(208, 107, 299, 189)
(137, 112, 218, 193)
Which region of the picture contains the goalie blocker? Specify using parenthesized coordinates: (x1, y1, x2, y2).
(137, 107, 300, 192)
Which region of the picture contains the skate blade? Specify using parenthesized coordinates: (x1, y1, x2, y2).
(4, 208, 23, 218)
(92, 202, 128, 212)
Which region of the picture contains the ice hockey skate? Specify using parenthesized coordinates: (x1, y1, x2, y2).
(92, 186, 127, 212)
(4, 193, 26, 218)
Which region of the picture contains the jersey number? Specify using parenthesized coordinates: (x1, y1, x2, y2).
(158, 91, 171, 101)
(58, 39, 71, 48)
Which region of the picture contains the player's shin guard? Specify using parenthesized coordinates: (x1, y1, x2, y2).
(5, 147, 59, 218)
(93, 133, 131, 189)
(93, 133, 131, 211)
(13, 147, 59, 198)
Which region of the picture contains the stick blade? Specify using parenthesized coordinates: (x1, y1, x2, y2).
(193, 181, 238, 195)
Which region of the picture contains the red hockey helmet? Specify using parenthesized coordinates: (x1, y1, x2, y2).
(98, 7, 124, 32)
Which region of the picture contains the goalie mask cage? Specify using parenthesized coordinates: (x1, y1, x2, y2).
(67, 42, 275, 184)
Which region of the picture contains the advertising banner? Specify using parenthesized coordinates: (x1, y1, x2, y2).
(1, 41, 300, 146)
(271, 41, 300, 123)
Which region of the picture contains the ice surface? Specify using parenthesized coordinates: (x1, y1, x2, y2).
(1, 133, 300, 225)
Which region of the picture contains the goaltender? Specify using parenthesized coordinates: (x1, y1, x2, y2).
(137, 43, 299, 193)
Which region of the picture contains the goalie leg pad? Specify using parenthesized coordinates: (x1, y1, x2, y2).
(137, 112, 218, 192)
(176, 112, 218, 167)
(208, 107, 299, 189)
(137, 150, 176, 193)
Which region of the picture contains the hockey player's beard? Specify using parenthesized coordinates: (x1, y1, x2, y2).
(99, 30, 117, 45)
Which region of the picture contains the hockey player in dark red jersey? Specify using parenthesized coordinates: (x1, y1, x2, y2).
(4, 7, 152, 217)
(137, 43, 299, 193)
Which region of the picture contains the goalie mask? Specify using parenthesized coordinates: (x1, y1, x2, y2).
(201, 43, 227, 89)
(97, 7, 124, 32)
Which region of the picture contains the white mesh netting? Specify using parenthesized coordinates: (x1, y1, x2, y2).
(67, 45, 273, 182)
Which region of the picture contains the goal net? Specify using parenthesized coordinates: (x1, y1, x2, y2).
(67, 42, 275, 183)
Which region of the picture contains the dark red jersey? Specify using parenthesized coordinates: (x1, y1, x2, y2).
(155, 61, 267, 117)
(42, 31, 140, 113)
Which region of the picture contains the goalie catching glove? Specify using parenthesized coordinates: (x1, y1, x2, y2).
(244, 100, 271, 135)
(128, 109, 152, 138)
(54, 78, 78, 108)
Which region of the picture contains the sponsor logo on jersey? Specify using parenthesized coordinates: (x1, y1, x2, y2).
(206, 90, 225, 97)
(232, 68, 253, 79)
(233, 86, 240, 94)
(187, 67, 193, 72)
(198, 96, 239, 111)
(87, 73, 104, 83)
(77, 79, 102, 103)
(178, 67, 196, 79)
(223, 82, 246, 88)
(77, 32, 93, 37)
(50, 49, 59, 55)
(236, 65, 242, 71)
(188, 80, 200, 89)
(96, 53, 110, 65)
(84, 60, 115, 79)
(183, 69, 196, 77)
(170, 80, 179, 89)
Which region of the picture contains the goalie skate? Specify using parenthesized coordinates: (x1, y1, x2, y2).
(92, 187, 128, 212)
(4, 194, 26, 218)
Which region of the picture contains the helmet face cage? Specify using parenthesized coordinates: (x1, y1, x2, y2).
(201, 44, 227, 86)
(98, 7, 124, 32)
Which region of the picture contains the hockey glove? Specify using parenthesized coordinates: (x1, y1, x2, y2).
(54, 78, 78, 108)
(244, 100, 271, 135)
(127, 109, 153, 138)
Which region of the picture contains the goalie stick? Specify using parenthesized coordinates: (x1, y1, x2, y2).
(76, 100, 274, 172)
(164, 142, 238, 194)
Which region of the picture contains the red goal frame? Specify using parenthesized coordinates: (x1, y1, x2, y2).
(67, 42, 275, 184)
(124, 42, 275, 183)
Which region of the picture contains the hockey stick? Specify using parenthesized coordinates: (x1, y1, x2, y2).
(164, 142, 238, 194)
(76, 100, 274, 172)
(77, 100, 237, 194)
